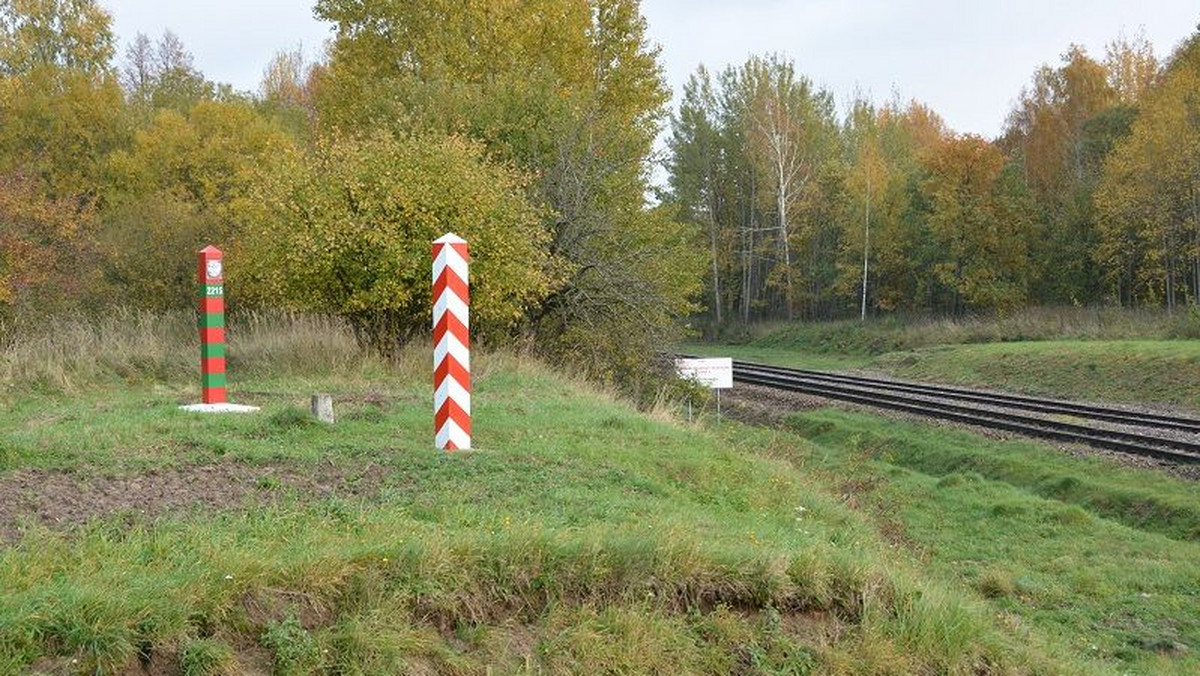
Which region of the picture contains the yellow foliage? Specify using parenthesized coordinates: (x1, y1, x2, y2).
(235, 132, 556, 349)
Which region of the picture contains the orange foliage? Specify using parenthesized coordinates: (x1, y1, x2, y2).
(0, 173, 99, 317)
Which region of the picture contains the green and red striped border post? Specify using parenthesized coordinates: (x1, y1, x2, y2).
(198, 245, 227, 404)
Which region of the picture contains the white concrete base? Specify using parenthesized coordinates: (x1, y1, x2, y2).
(179, 403, 261, 413)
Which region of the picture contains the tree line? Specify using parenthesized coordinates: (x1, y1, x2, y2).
(0, 0, 701, 391)
(4, 0, 1199, 381)
(667, 28, 1200, 326)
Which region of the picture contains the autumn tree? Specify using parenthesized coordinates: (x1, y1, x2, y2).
(923, 135, 1034, 313)
(236, 132, 555, 348)
(669, 55, 838, 325)
(99, 100, 296, 309)
(120, 30, 215, 114)
(0, 172, 100, 322)
(0, 0, 123, 197)
(0, 0, 112, 75)
(744, 55, 836, 320)
(258, 46, 320, 138)
(712, 63, 763, 323)
(4, 0, 1196, 338)
(0, 0, 122, 325)
(313, 0, 700, 383)
(839, 98, 887, 319)
(1002, 41, 1156, 305)
(669, 67, 724, 325)
(1097, 32, 1200, 308)
(834, 98, 947, 316)
(1105, 31, 1158, 104)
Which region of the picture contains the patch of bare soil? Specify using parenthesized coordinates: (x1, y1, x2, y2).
(0, 461, 392, 543)
(31, 638, 274, 676)
(722, 383, 827, 427)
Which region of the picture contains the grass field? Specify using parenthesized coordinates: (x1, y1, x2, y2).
(686, 308, 1200, 409)
(761, 408, 1200, 675)
(873, 340, 1200, 409)
(1, 312, 1197, 674)
(724, 307, 1200, 353)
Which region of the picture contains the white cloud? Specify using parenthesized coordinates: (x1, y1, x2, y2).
(99, 0, 1198, 136)
(103, 0, 333, 96)
(642, 0, 1198, 136)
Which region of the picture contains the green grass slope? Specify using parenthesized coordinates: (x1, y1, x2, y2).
(0, 323, 1075, 675)
(769, 408, 1200, 676)
(725, 308, 1200, 355)
(687, 309, 1200, 408)
(873, 340, 1200, 409)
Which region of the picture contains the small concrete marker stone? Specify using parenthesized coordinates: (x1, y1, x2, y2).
(311, 394, 335, 423)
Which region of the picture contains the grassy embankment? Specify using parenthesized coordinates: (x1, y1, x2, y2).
(757, 408, 1200, 675)
(0, 312, 1082, 675)
(0, 311, 1197, 674)
(678, 307, 1200, 674)
(686, 307, 1200, 409)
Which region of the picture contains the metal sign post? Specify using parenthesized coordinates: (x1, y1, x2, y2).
(675, 357, 733, 422)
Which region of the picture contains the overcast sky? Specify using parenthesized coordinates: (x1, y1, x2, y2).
(102, 0, 1199, 138)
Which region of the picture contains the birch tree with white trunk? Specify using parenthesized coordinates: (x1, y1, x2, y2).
(745, 56, 828, 320)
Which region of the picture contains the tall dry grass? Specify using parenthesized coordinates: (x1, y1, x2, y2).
(746, 305, 1200, 355)
(0, 310, 389, 393)
(894, 306, 1200, 344)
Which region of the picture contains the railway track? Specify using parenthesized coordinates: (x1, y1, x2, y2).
(718, 358, 1200, 465)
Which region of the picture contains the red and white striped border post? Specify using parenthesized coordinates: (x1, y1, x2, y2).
(433, 233, 471, 451)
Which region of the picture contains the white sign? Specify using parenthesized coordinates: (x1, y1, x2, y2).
(206, 259, 223, 280)
(675, 358, 733, 389)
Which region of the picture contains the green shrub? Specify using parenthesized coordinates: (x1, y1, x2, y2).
(262, 616, 322, 676)
(235, 132, 555, 351)
(977, 569, 1016, 599)
(266, 406, 316, 431)
(180, 638, 236, 676)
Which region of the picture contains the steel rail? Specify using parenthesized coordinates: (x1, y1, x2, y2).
(728, 360, 1200, 434)
(730, 363, 1200, 465)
